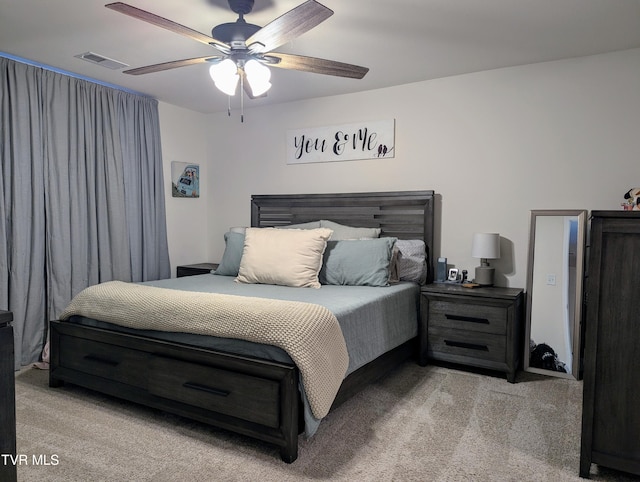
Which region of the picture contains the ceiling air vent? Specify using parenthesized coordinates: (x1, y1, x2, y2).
(74, 52, 129, 70)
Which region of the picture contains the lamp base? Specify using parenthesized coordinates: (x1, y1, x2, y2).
(474, 266, 495, 286)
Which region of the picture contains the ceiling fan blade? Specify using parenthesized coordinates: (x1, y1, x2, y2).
(123, 56, 221, 75)
(246, 0, 333, 53)
(266, 53, 369, 79)
(105, 2, 229, 50)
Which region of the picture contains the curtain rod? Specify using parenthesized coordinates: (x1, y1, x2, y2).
(0, 51, 151, 99)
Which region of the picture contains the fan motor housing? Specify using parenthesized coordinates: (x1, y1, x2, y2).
(213, 21, 261, 45)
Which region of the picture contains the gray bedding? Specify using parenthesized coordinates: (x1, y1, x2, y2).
(69, 273, 420, 435)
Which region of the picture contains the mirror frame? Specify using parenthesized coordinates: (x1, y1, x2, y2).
(524, 209, 587, 380)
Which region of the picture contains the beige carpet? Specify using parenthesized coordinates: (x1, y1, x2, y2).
(13, 362, 639, 481)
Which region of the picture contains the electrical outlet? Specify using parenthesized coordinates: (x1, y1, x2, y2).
(546, 274, 557, 286)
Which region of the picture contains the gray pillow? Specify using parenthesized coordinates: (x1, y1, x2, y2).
(391, 239, 428, 284)
(320, 237, 397, 286)
(213, 231, 245, 276)
(231, 221, 321, 234)
(320, 220, 381, 240)
(277, 221, 322, 229)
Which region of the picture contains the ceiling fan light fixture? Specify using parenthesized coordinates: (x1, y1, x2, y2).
(209, 58, 239, 96)
(244, 59, 272, 97)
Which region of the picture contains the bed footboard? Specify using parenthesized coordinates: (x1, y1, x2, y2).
(49, 319, 301, 463)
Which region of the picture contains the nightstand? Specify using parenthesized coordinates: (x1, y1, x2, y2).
(176, 263, 219, 278)
(0, 310, 17, 482)
(420, 284, 524, 383)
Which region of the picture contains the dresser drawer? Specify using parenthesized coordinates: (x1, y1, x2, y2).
(148, 356, 281, 428)
(428, 326, 506, 363)
(428, 299, 508, 335)
(58, 334, 150, 387)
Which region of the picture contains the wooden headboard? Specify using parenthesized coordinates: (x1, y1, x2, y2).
(251, 190, 435, 283)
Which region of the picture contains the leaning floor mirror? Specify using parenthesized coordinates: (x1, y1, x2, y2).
(524, 209, 587, 380)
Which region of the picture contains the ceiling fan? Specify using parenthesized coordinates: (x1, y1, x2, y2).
(105, 0, 369, 100)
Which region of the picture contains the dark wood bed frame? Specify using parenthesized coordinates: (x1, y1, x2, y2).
(49, 190, 435, 463)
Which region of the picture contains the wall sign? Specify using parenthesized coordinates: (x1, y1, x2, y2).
(286, 119, 395, 164)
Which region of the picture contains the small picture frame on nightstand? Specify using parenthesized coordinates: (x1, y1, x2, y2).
(447, 268, 459, 282)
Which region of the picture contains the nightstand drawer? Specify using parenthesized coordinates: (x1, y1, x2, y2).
(177, 263, 218, 277)
(428, 326, 506, 363)
(428, 300, 507, 335)
(419, 284, 524, 382)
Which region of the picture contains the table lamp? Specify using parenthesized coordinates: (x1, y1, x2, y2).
(472, 233, 500, 286)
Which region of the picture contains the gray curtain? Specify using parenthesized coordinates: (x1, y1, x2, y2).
(0, 57, 171, 369)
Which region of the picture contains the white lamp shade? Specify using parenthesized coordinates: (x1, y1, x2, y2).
(471, 233, 501, 259)
(209, 59, 239, 96)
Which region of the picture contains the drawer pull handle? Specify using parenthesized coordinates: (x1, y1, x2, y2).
(444, 340, 489, 351)
(84, 354, 119, 367)
(445, 314, 489, 324)
(183, 382, 230, 397)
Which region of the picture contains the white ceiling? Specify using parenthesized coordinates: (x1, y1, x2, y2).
(2, 0, 640, 114)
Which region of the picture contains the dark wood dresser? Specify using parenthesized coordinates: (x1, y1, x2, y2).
(0, 310, 17, 482)
(580, 211, 640, 478)
(420, 284, 524, 383)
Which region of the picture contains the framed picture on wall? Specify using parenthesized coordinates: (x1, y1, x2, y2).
(171, 161, 200, 198)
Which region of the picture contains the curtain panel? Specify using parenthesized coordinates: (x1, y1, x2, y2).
(0, 58, 171, 369)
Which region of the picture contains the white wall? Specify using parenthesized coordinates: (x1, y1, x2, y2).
(158, 103, 212, 275)
(160, 48, 640, 287)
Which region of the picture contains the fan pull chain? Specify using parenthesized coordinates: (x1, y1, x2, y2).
(240, 74, 245, 123)
(227, 95, 231, 117)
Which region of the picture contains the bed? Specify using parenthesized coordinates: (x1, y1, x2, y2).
(49, 190, 435, 463)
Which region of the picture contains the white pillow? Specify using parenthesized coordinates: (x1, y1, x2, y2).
(236, 227, 333, 288)
(320, 220, 381, 240)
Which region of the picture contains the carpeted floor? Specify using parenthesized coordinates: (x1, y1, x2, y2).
(13, 362, 640, 481)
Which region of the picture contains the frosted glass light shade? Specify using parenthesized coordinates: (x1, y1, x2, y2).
(244, 59, 272, 97)
(209, 59, 239, 96)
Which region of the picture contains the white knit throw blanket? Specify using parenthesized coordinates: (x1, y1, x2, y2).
(59, 281, 349, 418)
